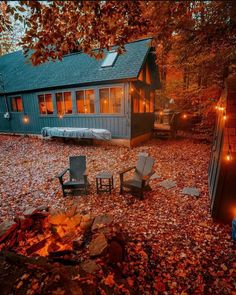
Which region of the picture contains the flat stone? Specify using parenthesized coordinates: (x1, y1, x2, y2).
(182, 187, 200, 197)
(150, 173, 161, 180)
(92, 214, 113, 231)
(23, 207, 38, 217)
(19, 217, 34, 230)
(89, 233, 108, 257)
(81, 259, 101, 274)
(65, 213, 82, 228)
(158, 179, 177, 189)
(0, 220, 18, 243)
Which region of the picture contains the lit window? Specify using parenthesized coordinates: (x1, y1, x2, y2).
(101, 51, 118, 68)
(139, 89, 145, 113)
(99, 87, 122, 114)
(133, 95, 139, 113)
(38, 94, 53, 115)
(56, 92, 72, 115)
(11, 96, 23, 112)
(76, 89, 95, 114)
(150, 92, 154, 112)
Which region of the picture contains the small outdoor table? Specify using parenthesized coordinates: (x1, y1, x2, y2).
(96, 171, 114, 194)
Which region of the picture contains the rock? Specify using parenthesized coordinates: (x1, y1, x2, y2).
(92, 214, 113, 231)
(80, 214, 93, 231)
(66, 205, 78, 218)
(67, 213, 82, 228)
(23, 206, 48, 218)
(19, 217, 34, 231)
(108, 240, 124, 263)
(182, 187, 200, 197)
(73, 236, 84, 250)
(81, 259, 101, 274)
(158, 179, 177, 189)
(0, 220, 18, 243)
(23, 207, 38, 217)
(36, 205, 49, 212)
(89, 233, 108, 257)
(48, 213, 67, 225)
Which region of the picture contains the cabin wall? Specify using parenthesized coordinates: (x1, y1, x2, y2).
(0, 83, 131, 139)
(209, 77, 236, 223)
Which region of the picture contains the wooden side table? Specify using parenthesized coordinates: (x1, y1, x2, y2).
(96, 171, 114, 194)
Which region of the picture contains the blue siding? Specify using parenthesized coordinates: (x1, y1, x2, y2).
(0, 83, 131, 139)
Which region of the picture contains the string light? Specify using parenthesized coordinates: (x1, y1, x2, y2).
(183, 114, 187, 119)
(59, 113, 63, 119)
(226, 151, 232, 161)
(226, 128, 233, 162)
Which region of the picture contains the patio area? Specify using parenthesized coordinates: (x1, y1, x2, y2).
(0, 134, 234, 294)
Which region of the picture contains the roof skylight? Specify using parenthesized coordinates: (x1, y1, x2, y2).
(101, 51, 118, 68)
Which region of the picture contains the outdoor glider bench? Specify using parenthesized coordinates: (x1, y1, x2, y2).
(41, 127, 111, 141)
(57, 156, 88, 197)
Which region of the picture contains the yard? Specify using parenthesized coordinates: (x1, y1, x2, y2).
(0, 134, 234, 294)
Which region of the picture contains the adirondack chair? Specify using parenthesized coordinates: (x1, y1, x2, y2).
(119, 154, 155, 199)
(57, 156, 88, 196)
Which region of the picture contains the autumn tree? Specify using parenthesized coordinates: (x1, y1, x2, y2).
(3, 1, 236, 113)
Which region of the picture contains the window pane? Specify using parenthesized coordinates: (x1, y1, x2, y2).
(99, 88, 109, 113)
(76, 91, 84, 113)
(110, 88, 122, 113)
(38, 95, 46, 114)
(11, 98, 17, 112)
(150, 92, 154, 112)
(146, 99, 150, 112)
(16, 97, 23, 112)
(139, 90, 145, 113)
(85, 90, 95, 113)
(45, 94, 53, 114)
(101, 51, 118, 67)
(56, 93, 64, 115)
(146, 63, 151, 84)
(133, 95, 139, 113)
(64, 92, 72, 114)
(145, 91, 150, 112)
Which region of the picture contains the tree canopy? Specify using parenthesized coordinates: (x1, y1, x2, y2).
(1, 1, 236, 109)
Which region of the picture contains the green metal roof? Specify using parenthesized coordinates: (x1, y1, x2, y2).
(0, 38, 152, 94)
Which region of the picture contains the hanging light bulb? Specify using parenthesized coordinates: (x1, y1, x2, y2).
(59, 113, 63, 119)
(183, 114, 187, 119)
(22, 114, 29, 124)
(226, 151, 232, 161)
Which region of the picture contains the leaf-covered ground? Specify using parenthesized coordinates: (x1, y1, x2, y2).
(0, 135, 234, 294)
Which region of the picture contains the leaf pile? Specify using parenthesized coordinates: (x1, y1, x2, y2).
(0, 135, 234, 294)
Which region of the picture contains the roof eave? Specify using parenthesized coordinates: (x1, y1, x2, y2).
(2, 77, 139, 96)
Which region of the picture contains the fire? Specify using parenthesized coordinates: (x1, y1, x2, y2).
(1, 209, 93, 257)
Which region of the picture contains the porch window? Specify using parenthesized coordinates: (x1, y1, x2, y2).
(133, 95, 139, 113)
(139, 89, 145, 113)
(76, 89, 95, 114)
(11, 96, 23, 112)
(56, 92, 72, 115)
(150, 92, 155, 112)
(38, 94, 53, 115)
(99, 87, 122, 114)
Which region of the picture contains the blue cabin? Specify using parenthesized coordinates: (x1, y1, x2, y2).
(0, 38, 160, 146)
